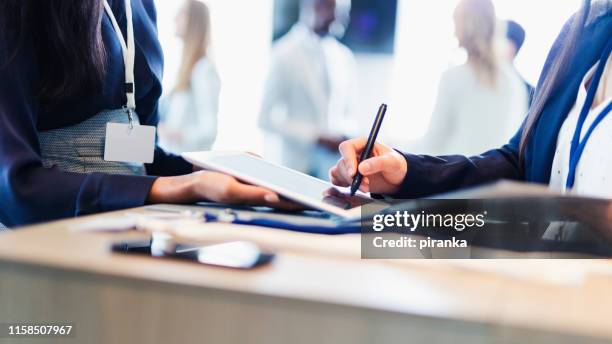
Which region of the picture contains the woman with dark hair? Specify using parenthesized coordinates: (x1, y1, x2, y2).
(330, 1, 611, 198)
(0, 0, 284, 228)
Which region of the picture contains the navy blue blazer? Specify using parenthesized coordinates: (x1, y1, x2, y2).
(395, 9, 611, 199)
(0, 0, 192, 227)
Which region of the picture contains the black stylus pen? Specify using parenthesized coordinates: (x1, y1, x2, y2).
(350, 103, 387, 196)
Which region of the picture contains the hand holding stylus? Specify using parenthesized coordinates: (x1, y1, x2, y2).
(329, 138, 407, 195)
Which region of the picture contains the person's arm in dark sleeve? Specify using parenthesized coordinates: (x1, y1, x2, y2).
(147, 145, 193, 176)
(0, 50, 158, 228)
(392, 131, 523, 199)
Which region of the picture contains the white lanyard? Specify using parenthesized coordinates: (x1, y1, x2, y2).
(103, 0, 136, 113)
(102, 0, 155, 165)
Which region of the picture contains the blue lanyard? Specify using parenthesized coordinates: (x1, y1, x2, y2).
(566, 38, 612, 189)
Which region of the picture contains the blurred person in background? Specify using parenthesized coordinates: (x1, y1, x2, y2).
(159, 0, 220, 153)
(505, 19, 535, 106)
(259, 0, 357, 178)
(415, 0, 527, 156)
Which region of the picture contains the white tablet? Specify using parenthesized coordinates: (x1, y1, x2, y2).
(182, 151, 389, 220)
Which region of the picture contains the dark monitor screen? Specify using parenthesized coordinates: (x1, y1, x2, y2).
(272, 0, 398, 54)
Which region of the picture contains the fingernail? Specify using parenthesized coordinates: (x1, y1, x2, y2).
(264, 194, 279, 203)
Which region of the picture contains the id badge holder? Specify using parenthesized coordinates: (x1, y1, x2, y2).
(104, 108, 156, 164)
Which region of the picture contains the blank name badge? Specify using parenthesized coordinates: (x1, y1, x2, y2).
(104, 123, 156, 163)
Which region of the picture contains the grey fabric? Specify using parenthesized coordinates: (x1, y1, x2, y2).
(38, 109, 147, 175)
(1, 109, 147, 229)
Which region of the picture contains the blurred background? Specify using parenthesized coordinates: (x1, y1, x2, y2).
(155, 0, 581, 178)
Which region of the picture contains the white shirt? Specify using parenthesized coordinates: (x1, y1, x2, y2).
(549, 57, 612, 198)
(259, 24, 357, 173)
(159, 58, 221, 153)
(417, 63, 528, 156)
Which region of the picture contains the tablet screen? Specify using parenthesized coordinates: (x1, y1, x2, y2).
(207, 154, 374, 210)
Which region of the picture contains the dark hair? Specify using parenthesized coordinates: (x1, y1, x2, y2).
(506, 20, 526, 53)
(0, 0, 106, 100)
(518, 0, 611, 163)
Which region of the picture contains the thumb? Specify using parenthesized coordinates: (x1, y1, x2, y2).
(358, 155, 397, 176)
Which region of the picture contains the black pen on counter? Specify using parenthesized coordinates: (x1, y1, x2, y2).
(350, 103, 387, 196)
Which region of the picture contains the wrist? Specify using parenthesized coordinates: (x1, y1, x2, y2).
(392, 150, 409, 181)
(398, 154, 408, 183)
(387, 150, 409, 195)
(147, 174, 197, 204)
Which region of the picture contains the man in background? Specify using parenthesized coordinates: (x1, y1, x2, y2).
(505, 20, 535, 107)
(259, 0, 356, 178)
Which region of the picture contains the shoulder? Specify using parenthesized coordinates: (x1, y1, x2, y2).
(497, 62, 522, 84)
(326, 39, 356, 65)
(271, 24, 315, 58)
(439, 64, 472, 84)
(586, 2, 611, 27)
(191, 58, 220, 85)
(585, 4, 611, 46)
(331, 39, 354, 57)
(269, 34, 300, 73)
(540, 5, 610, 82)
(271, 33, 301, 59)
